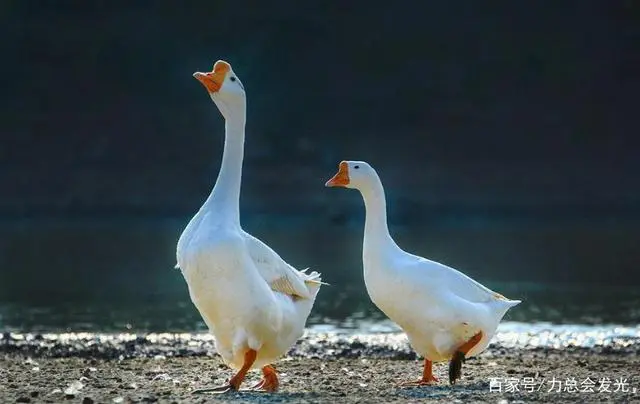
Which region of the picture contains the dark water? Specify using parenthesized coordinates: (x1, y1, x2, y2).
(1, 218, 639, 333)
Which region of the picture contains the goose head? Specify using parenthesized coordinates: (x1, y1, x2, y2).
(325, 160, 376, 190)
(193, 60, 246, 119)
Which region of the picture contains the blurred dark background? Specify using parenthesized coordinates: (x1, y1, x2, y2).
(0, 1, 638, 331)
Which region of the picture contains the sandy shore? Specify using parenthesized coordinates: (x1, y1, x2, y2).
(1, 333, 639, 403)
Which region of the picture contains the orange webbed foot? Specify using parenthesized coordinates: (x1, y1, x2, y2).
(193, 349, 257, 394)
(397, 359, 439, 387)
(251, 365, 279, 392)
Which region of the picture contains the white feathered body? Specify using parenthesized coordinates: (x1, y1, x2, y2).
(177, 210, 322, 369)
(364, 246, 519, 362)
(178, 61, 322, 373)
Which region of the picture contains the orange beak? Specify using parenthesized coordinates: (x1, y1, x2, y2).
(193, 60, 231, 93)
(325, 161, 350, 187)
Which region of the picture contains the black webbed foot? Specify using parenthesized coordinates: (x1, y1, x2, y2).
(448, 350, 466, 384)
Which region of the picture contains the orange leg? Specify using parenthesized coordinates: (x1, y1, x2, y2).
(449, 331, 483, 385)
(397, 359, 439, 386)
(250, 365, 279, 392)
(193, 349, 257, 394)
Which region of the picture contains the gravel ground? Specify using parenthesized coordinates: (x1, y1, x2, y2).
(1, 350, 639, 402)
(1, 332, 639, 403)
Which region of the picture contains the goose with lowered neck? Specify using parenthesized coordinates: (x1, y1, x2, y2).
(176, 60, 323, 393)
(326, 160, 520, 385)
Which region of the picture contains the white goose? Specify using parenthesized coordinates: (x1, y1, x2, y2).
(176, 60, 323, 393)
(325, 161, 520, 385)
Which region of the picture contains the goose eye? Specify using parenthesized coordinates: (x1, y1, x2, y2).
(230, 77, 236, 82)
(354, 165, 360, 169)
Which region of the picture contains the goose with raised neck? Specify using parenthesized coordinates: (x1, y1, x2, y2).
(176, 60, 323, 394)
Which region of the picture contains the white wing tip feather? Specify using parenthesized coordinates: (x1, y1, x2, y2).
(299, 268, 329, 286)
(494, 298, 521, 308)
(306, 279, 330, 286)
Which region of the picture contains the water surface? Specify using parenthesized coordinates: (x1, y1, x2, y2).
(1, 218, 638, 334)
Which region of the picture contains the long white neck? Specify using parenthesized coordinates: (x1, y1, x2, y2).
(359, 176, 400, 258)
(202, 105, 246, 224)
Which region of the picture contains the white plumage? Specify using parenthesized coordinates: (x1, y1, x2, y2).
(176, 60, 323, 392)
(326, 160, 519, 385)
